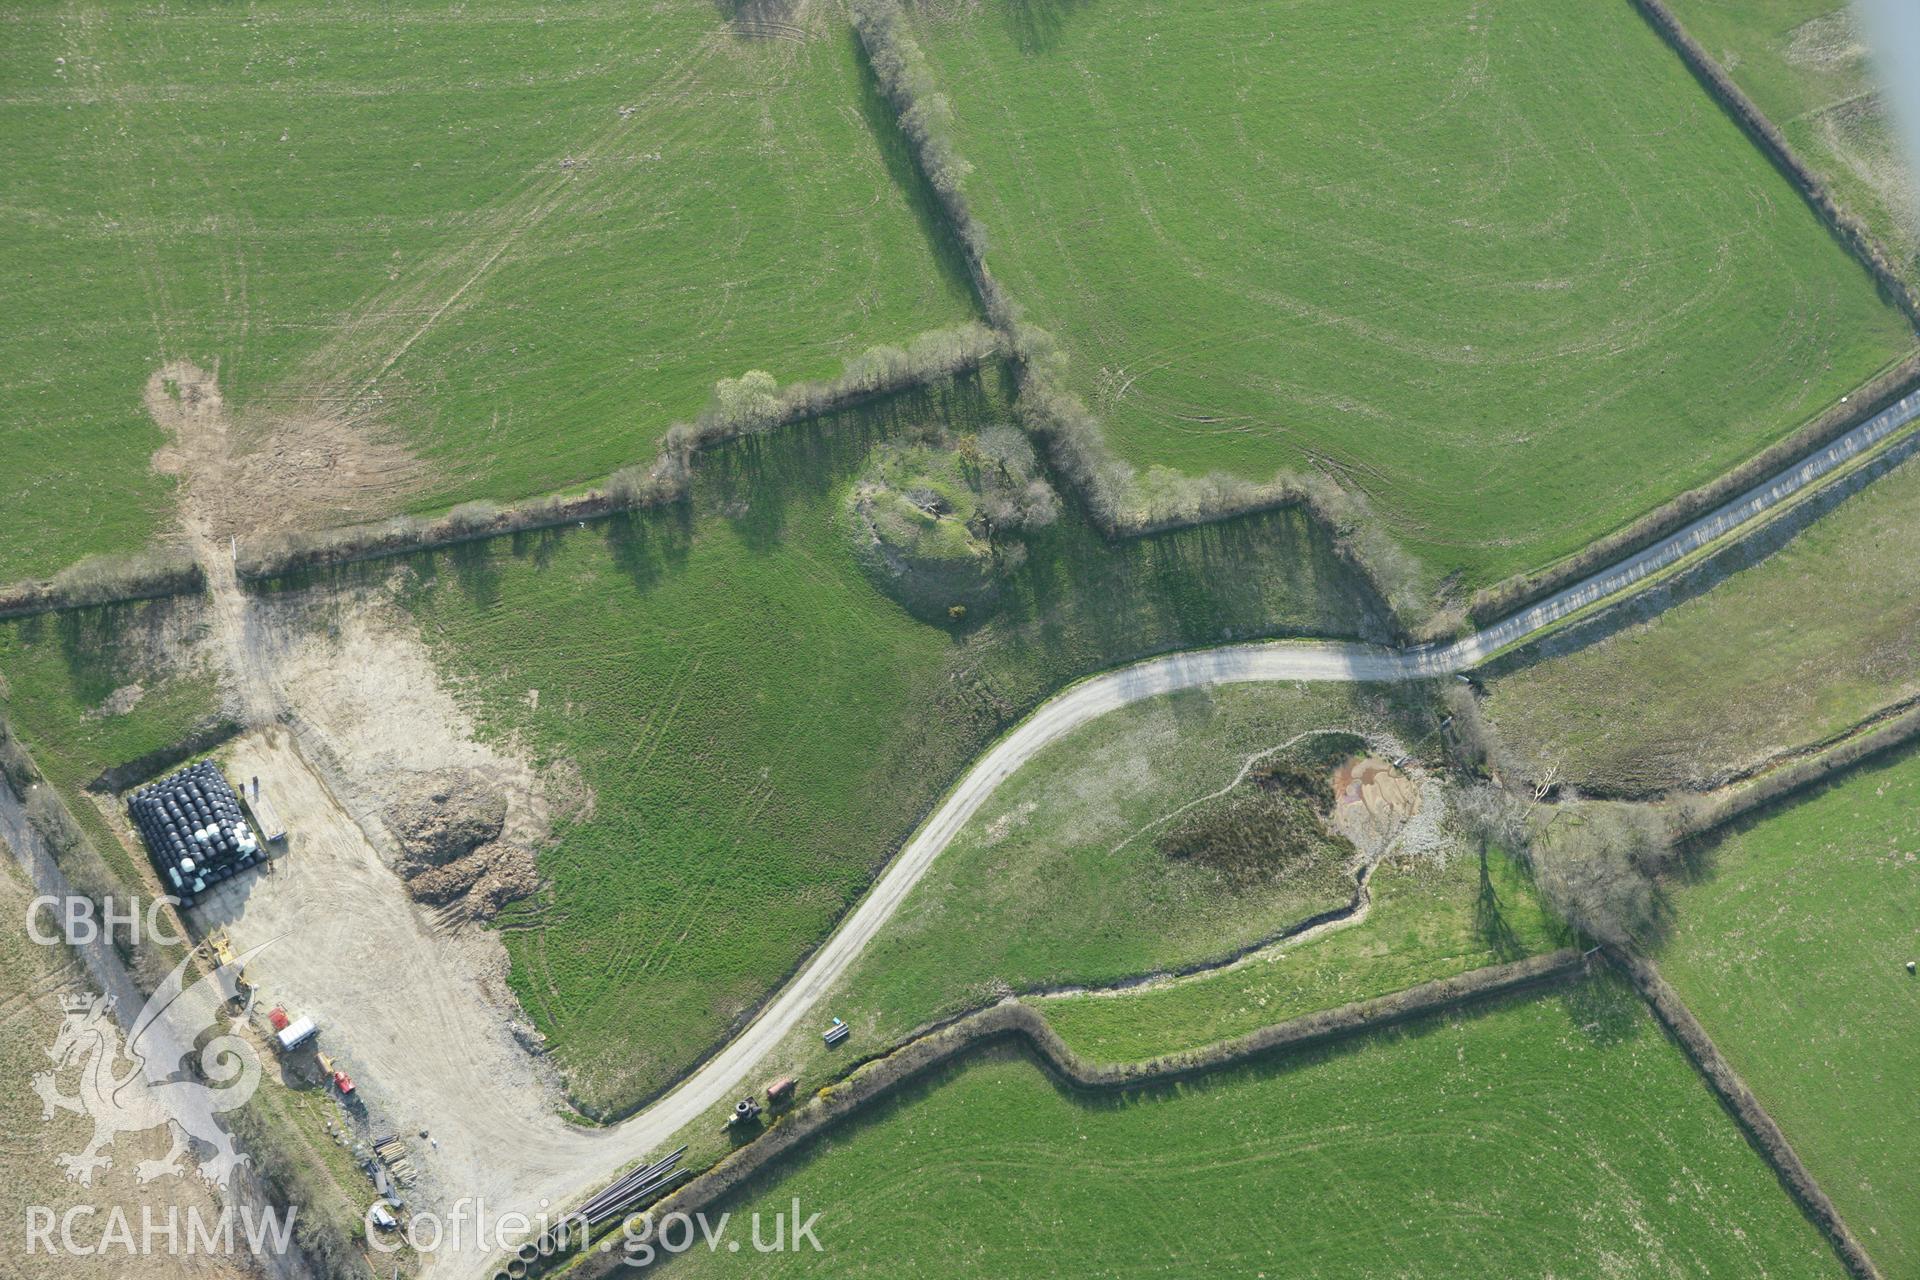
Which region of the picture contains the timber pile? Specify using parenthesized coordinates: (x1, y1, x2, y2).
(371, 1135, 418, 1189)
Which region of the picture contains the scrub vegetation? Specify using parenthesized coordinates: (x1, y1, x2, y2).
(814, 682, 1422, 1036)
(845, 425, 1059, 619)
(1038, 844, 1566, 1063)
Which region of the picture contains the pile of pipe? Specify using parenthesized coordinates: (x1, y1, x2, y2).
(577, 1146, 689, 1228)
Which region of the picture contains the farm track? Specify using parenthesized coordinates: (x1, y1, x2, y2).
(19, 363, 1920, 1278)
(9, 4, 1913, 1270)
(505, 380, 1920, 1265)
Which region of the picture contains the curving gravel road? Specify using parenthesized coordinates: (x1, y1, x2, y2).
(570, 383, 1920, 1220)
(9, 377, 1919, 1279)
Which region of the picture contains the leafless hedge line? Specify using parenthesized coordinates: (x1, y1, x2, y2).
(568, 949, 1583, 1279)
(0, 715, 359, 1277)
(1609, 946, 1883, 1280)
(237, 324, 1000, 581)
(1472, 411, 1920, 775)
(1665, 697, 1920, 842)
(851, 0, 1920, 641)
(0, 715, 160, 978)
(0, 547, 204, 622)
(17, 0, 1905, 636)
(840, 1, 1430, 629)
(850, 0, 1016, 330)
(221, 1102, 367, 1280)
(1633, 0, 1920, 324)
(1474, 0, 1920, 647)
(1014, 362, 1429, 629)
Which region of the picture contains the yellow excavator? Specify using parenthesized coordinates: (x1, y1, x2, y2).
(198, 930, 253, 1002)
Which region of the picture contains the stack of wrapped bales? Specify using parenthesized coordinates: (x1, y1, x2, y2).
(128, 761, 265, 906)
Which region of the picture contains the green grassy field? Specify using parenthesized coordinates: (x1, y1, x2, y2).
(0, 0, 974, 582)
(664, 689, 1562, 1144)
(908, 0, 1912, 594)
(1038, 844, 1568, 1063)
(668, 978, 1844, 1279)
(1481, 452, 1920, 793)
(0, 600, 221, 889)
(1658, 742, 1920, 1277)
(379, 375, 1380, 1115)
(819, 681, 1426, 1032)
(1665, 0, 1920, 288)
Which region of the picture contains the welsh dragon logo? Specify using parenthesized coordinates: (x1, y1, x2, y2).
(32, 942, 272, 1188)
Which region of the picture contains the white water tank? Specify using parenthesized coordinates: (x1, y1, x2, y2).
(275, 1016, 318, 1052)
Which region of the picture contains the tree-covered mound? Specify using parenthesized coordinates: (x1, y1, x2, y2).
(846, 427, 1059, 620)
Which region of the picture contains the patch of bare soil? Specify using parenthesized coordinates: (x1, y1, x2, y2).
(1329, 755, 1422, 858)
(130, 493, 607, 1267)
(383, 770, 539, 923)
(146, 359, 419, 732)
(145, 360, 424, 548)
(255, 585, 586, 856)
(82, 683, 146, 719)
(186, 576, 593, 1029)
(1784, 10, 1866, 69)
(726, 0, 813, 42)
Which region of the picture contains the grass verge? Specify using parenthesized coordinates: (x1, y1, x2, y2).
(1480, 450, 1920, 793)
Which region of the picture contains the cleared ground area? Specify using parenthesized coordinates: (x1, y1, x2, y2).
(0, 0, 975, 580)
(1481, 451, 1920, 793)
(1658, 742, 1920, 1278)
(908, 0, 1913, 592)
(667, 979, 1845, 1279)
(191, 731, 599, 1225)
